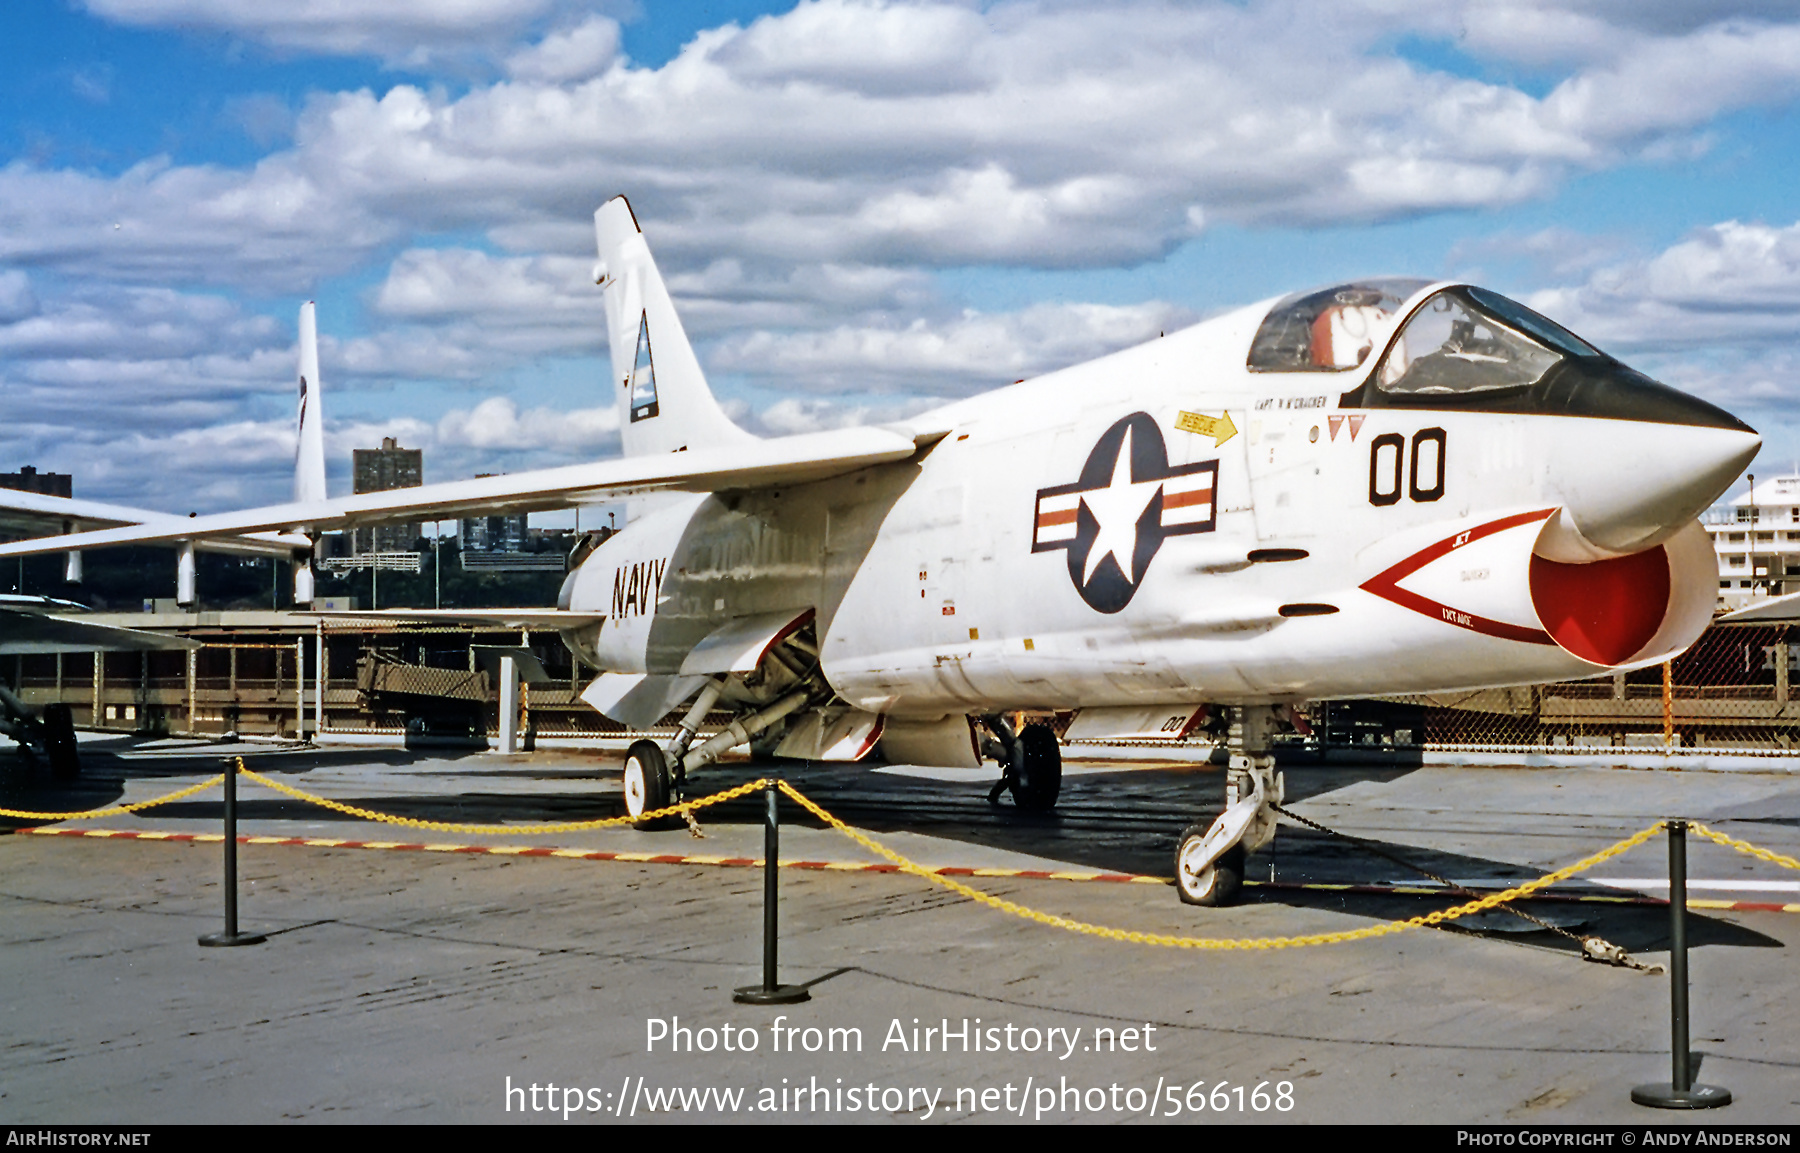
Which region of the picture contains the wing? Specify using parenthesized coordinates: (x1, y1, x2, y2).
(0, 489, 307, 559)
(0, 608, 202, 654)
(0, 427, 928, 559)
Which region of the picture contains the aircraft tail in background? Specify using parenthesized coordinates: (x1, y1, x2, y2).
(294, 301, 328, 505)
(594, 196, 755, 459)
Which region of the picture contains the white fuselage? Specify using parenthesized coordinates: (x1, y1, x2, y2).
(562, 291, 1751, 717)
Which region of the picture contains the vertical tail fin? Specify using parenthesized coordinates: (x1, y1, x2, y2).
(594, 196, 754, 458)
(294, 301, 328, 504)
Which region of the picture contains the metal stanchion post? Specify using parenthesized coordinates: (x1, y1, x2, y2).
(1632, 820, 1728, 1108)
(198, 764, 266, 948)
(733, 781, 809, 1005)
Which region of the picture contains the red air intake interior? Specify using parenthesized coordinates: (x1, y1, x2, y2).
(1528, 546, 1671, 666)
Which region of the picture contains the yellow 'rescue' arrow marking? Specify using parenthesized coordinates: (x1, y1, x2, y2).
(1175, 410, 1237, 446)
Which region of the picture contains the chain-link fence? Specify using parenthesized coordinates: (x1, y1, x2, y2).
(7, 620, 1796, 756)
(1322, 621, 1800, 755)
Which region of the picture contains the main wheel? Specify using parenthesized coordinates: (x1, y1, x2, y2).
(1175, 825, 1244, 906)
(1008, 723, 1062, 811)
(622, 739, 678, 830)
(42, 703, 79, 781)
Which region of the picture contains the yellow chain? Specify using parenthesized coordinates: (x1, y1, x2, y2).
(777, 780, 1664, 950)
(39, 760, 1786, 954)
(0, 774, 227, 821)
(1690, 822, 1800, 872)
(238, 763, 767, 835)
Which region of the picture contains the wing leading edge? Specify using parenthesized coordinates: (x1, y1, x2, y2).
(0, 427, 928, 560)
(0, 489, 307, 559)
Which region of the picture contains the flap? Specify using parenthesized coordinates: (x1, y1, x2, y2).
(579, 672, 705, 730)
(678, 608, 814, 676)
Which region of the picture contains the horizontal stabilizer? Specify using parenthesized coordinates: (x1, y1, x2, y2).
(0, 427, 924, 560)
(0, 608, 202, 655)
(301, 608, 606, 631)
(1720, 590, 1800, 623)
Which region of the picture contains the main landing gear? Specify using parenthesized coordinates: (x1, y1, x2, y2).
(980, 714, 1062, 811)
(621, 681, 823, 830)
(620, 630, 829, 830)
(1174, 705, 1292, 906)
(1, 685, 80, 781)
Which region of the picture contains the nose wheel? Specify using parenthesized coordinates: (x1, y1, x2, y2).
(1176, 830, 1244, 906)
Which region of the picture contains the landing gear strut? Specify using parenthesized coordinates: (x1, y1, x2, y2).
(980, 715, 1062, 811)
(1175, 705, 1287, 906)
(619, 619, 833, 832)
(1, 685, 80, 780)
(624, 679, 825, 831)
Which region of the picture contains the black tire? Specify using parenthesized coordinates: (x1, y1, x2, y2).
(42, 703, 79, 781)
(1008, 723, 1062, 811)
(1174, 826, 1244, 906)
(622, 739, 679, 830)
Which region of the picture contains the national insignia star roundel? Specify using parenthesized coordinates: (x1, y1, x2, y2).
(1032, 411, 1219, 613)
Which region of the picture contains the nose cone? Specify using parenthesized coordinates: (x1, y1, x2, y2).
(1539, 359, 1755, 434)
(1548, 366, 1760, 553)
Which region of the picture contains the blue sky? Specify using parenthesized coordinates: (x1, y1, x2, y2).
(4, 0, 1800, 512)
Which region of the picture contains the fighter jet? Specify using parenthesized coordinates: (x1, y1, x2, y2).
(0, 302, 330, 605)
(0, 198, 1759, 904)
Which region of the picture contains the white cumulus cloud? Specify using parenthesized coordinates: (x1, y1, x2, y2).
(506, 15, 621, 82)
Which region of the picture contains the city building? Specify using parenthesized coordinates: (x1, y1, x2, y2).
(460, 485, 527, 554)
(1704, 473, 1800, 611)
(351, 437, 423, 555)
(456, 476, 561, 571)
(0, 466, 72, 498)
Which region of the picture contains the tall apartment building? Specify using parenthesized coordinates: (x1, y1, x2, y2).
(351, 437, 423, 554)
(0, 465, 72, 498)
(1704, 473, 1800, 611)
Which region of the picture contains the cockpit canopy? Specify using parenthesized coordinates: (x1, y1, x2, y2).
(1373, 286, 1601, 396)
(1249, 279, 1599, 388)
(1247, 279, 1753, 432)
(1247, 279, 1430, 373)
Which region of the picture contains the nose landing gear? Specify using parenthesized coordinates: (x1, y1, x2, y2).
(1174, 705, 1289, 906)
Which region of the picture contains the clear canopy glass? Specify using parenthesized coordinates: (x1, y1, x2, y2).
(1247, 279, 1430, 372)
(1375, 288, 1590, 396)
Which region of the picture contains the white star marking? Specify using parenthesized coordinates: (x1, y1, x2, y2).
(1079, 426, 1164, 587)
